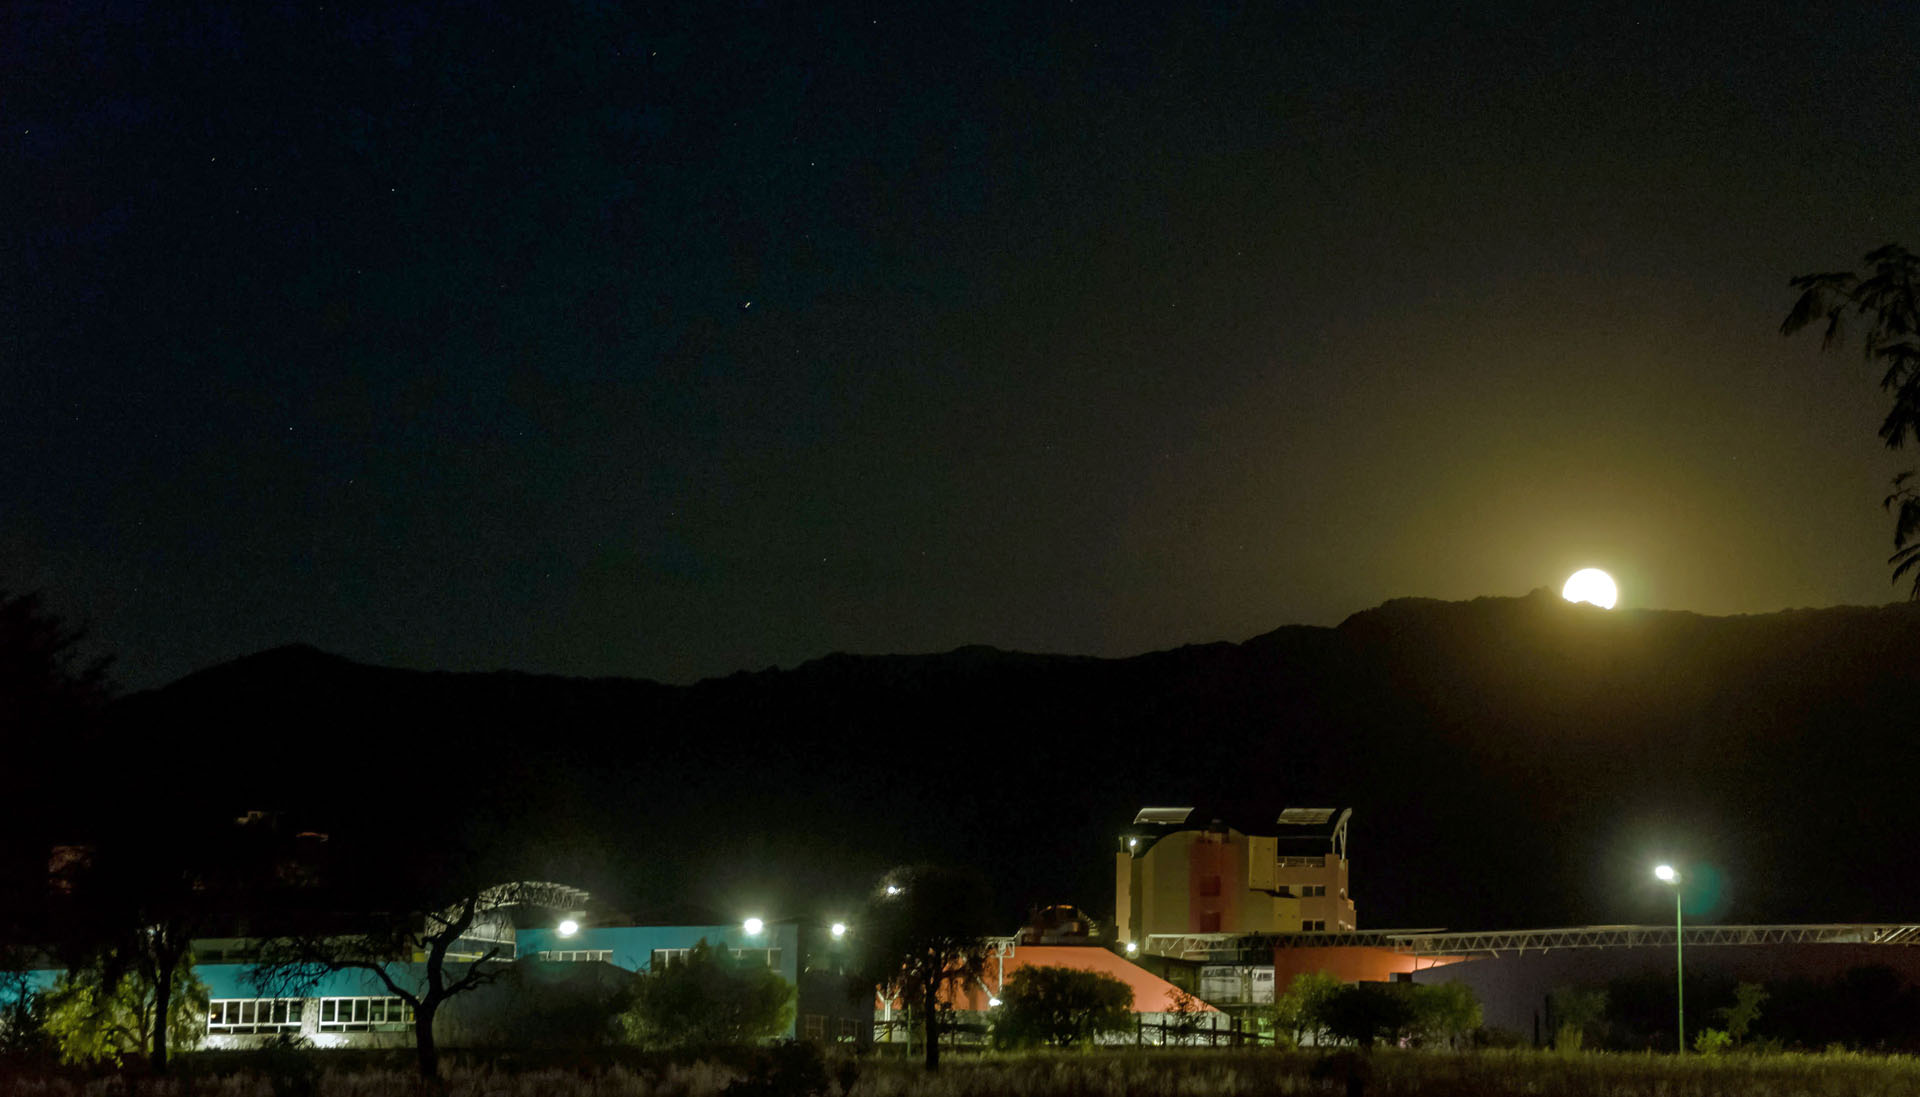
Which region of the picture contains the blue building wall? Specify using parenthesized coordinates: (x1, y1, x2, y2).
(515, 923, 802, 987)
(197, 963, 413, 1000)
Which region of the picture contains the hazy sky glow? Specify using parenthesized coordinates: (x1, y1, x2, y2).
(6, 2, 1919, 687)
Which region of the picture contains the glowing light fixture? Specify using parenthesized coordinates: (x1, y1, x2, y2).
(557, 919, 579, 938)
(1125, 941, 1138, 955)
(1654, 865, 1684, 1053)
(1561, 568, 1619, 608)
(884, 885, 901, 896)
(988, 997, 1002, 1007)
(743, 917, 765, 936)
(830, 922, 847, 939)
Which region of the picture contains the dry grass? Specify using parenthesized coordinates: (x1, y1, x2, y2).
(5, 1048, 1920, 1097)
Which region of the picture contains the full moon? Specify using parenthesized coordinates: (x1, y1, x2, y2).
(1561, 568, 1618, 609)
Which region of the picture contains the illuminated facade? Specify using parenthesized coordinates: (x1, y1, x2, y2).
(1114, 807, 1355, 948)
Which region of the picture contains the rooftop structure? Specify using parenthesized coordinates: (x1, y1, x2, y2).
(1115, 806, 1356, 947)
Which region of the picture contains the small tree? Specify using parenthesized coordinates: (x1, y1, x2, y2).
(1547, 985, 1608, 1052)
(626, 939, 794, 1048)
(54, 827, 246, 1075)
(1318, 982, 1415, 1049)
(1718, 981, 1768, 1046)
(991, 966, 1133, 1049)
(1408, 982, 1481, 1049)
(1163, 986, 1208, 1045)
(42, 954, 206, 1066)
(1274, 970, 1343, 1046)
(851, 865, 997, 1071)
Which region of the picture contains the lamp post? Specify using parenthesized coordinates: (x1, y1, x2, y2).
(1654, 864, 1683, 1053)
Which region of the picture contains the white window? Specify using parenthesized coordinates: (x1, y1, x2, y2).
(208, 998, 304, 1035)
(317, 996, 413, 1033)
(650, 947, 781, 971)
(732, 948, 781, 969)
(537, 950, 612, 962)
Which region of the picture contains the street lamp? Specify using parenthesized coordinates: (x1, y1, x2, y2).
(743, 917, 765, 936)
(1654, 864, 1683, 1053)
(557, 918, 579, 938)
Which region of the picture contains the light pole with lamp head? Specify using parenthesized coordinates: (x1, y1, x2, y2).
(1654, 864, 1683, 1053)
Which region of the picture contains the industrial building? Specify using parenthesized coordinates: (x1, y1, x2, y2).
(1115, 806, 1355, 949)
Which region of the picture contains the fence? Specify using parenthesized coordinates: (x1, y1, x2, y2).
(871, 1015, 1280, 1051)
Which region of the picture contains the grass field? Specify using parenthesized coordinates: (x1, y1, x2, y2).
(7, 1048, 1920, 1097)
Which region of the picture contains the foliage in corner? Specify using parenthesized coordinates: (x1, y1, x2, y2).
(1782, 244, 1920, 594)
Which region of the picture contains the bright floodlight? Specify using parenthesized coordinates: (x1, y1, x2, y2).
(884, 885, 901, 896)
(557, 918, 579, 937)
(743, 917, 765, 935)
(1125, 941, 1138, 954)
(1562, 568, 1619, 608)
(988, 997, 1002, 1007)
(1654, 864, 1678, 884)
(830, 922, 847, 939)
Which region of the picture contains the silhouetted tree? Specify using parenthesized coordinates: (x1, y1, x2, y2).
(0, 588, 113, 910)
(852, 865, 997, 1071)
(991, 966, 1132, 1048)
(1782, 244, 1920, 593)
(0, 588, 113, 733)
(1319, 982, 1416, 1049)
(250, 879, 536, 1081)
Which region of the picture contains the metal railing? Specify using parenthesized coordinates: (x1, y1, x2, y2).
(1200, 924, 1920, 962)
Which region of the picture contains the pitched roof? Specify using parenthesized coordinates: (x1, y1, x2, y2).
(979, 946, 1218, 1014)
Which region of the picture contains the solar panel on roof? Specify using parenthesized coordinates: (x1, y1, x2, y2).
(1133, 807, 1195, 825)
(1277, 808, 1335, 825)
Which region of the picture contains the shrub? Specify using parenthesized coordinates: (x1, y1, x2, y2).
(991, 966, 1133, 1049)
(1318, 983, 1416, 1049)
(627, 940, 795, 1049)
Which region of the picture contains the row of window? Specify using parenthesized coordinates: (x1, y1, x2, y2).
(537, 950, 613, 962)
(319, 996, 414, 1032)
(215, 996, 865, 1043)
(1302, 920, 1328, 932)
(209, 996, 414, 1034)
(650, 948, 781, 970)
(209, 999, 304, 1034)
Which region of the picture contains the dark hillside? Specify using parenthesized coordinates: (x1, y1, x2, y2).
(73, 596, 1920, 933)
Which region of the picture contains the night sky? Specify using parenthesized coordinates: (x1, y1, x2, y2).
(8, 2, 1919, 690)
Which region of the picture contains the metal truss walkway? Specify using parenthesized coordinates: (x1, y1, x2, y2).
(1149, 924, 1920, 962)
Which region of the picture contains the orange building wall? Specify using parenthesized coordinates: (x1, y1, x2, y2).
(1188, 832, 1242, 933)
(1272, 946, 1465, 988)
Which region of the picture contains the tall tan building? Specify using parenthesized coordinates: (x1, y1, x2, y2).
(1114, 807, 1355, 947)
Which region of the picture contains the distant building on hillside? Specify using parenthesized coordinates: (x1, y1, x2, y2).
(1114, 807, 1355, 947)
